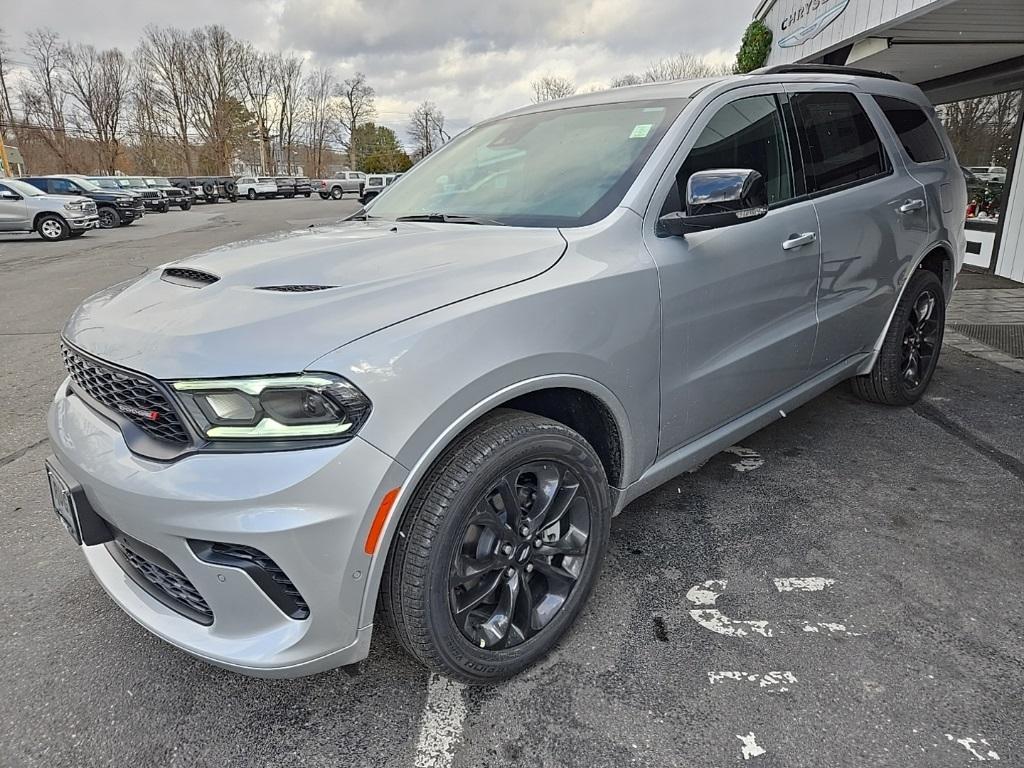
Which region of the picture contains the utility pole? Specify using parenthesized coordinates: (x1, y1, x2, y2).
(0, 141, 11, 177)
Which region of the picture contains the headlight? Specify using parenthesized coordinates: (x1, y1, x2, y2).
(116, 198, 133, 207)
(64, 201, 85, 211)
(171, 373, 371, 441)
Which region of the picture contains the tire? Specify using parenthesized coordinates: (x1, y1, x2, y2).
(228, 195, 238, 202)
(180, 202, 192, 211)
(201, 181, 217, 196)
(223, 181, 238, 196)
(303, 192, 311, 198)
(158, 202, 170, 213)
(381, 409, 611, 684)
(37, 214, 69, 241)
(319, 193, 330, 200)
(247, 189, 257, 200)
(97, 207, 118, 229)
(850, 269, 945, 406)
(330, 186, 343, 200)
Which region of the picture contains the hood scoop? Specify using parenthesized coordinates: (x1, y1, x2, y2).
(254, 284, 338, 293)
(162, 267, 220, 288)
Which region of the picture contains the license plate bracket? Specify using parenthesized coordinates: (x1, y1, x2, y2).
(46, 460, 81, 544)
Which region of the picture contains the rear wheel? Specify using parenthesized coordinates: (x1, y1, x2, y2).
(97, 207, 118, 229)
(37, 215, 69, 241)
(381, 409, 611, 683)
(850, 269, 945, 405)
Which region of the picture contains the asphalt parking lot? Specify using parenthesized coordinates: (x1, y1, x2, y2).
(1, 197, 1022, 768)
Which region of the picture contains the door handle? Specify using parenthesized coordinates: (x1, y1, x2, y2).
(782, 232, 816, 250)
(898, 199, 925, 214)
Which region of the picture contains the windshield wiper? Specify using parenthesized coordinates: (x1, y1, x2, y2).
(395, 213, 505, 226)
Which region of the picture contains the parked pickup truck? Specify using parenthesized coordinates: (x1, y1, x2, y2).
(0, 178, 98, 240)
(21, 175, 143, 228)
(236, 176, 277, 200)
(317, 171, 366, 200)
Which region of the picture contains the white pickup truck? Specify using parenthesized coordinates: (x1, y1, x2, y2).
(236, 176, 278, 200)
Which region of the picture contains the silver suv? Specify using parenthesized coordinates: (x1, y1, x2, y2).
(46, 67, 965, 683)
(0, 178, 98, 240)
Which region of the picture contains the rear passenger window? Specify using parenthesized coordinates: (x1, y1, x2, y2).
(874, 95, 945, 163)
(792, 92, 889, 194)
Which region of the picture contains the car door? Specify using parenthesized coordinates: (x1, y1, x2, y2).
(644, 86, 821, 454)
(0, 182, 28, 229)
(785, 86, 930, 368)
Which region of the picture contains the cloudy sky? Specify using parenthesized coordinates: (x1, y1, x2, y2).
(1, 0, 749, 139)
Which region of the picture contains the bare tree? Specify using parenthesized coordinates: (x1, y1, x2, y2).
(185, 26, 242, 174)
(0, 29, 16, 133)
(20, 29, 75, 169)
(274, 55, 303, 173)
(530, 75, 576, 103)
(238, 43, 278, 173)
(62, 44, 132, 173)
(302, 66, 336, 178)
(407, 100, 449, 159)
(613, 52, 730, 88)
(335, 72, 375, 170)
(137, 26, 196, 173)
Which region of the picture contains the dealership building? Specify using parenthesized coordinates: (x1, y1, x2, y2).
(753, 0, 1024, 283)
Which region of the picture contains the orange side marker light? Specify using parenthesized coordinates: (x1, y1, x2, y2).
(364, 487, 401, 555)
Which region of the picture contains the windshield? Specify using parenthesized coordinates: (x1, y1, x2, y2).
(5, 179, 44, 197)
(145, 177, 170, 186)
(119, 178, 146, 188)
(369, 99, 685, 227)
(90, 178, 119, 189)
(73, 178, 103, 191)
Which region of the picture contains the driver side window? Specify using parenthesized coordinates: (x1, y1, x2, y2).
(663, 94, 794, 214)
(51, 179, 78, 195)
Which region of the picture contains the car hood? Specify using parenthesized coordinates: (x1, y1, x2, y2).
(63, 220, 567, 379)
(42, 194, 94, 205)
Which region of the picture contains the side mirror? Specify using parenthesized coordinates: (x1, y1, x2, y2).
(0, 190, 21, 201)
(659, 169, 769, 236)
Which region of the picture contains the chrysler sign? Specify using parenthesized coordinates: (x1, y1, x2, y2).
(778, 0, 850, 48)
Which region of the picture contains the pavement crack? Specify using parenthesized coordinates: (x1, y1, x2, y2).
(0, 437, 48, 469)
(913, 401, 1024, 483)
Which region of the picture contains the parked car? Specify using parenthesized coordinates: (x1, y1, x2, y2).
(142, 177, 194, 210)
(272, 176, 297, 198)
(22, 175, 142, 228)
(236, 176, 277, 200)
(318, 171, 365, 200)
(168, 177, 238, 204)
(295, 177, 313, 197)
(358, 173, 397, 204)
(45, 66, 965, 683)
(90, 176, 169, 213)
(967, 165, 1007, 184)
(0, 178, 98, 240)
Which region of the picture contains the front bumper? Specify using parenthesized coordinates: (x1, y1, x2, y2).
(47, 379, 407, 677)
(69, 215, 99, 231)
(116, 206, 144, 223)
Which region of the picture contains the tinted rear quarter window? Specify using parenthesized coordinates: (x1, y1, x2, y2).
(792, 92, 889, 194)
(873, 95, 946, 163)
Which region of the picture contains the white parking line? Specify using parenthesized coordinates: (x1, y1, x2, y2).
(738, 732, 767, 760)
(946, 734, 1000, 761)
(685, 580, 773, 637)
(413, 674, 467, 768)
(723, 445, 765, 473)
(709, 670, 797, 692)
(773, 577, 835, 592)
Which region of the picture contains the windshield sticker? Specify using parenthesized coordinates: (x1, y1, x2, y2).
(630, 124, 653, 139)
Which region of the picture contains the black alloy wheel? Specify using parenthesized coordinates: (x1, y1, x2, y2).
(97, 207, 118, 229)
(850, 268, 945, 405)
(449, 461, 591, 650)
(382, 409, 611, 683)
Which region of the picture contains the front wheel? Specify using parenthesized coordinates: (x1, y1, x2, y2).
(180, 202, 192, 211)
(381, 409, 611, 683)
(850, 269, 945, 405)
(247, 189, 257, 200)
(37, 215, 70, 241)
(97, 207, 118, 229)
(330, 186, 343, 200)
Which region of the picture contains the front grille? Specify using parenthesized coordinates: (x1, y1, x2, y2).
(137, 189, 159, 199)
(111, 535, 213, 624)
(61, 343, 191, 444)
(191, 541, 310, 619)
(255, 284, 336, 293)
(164, 188, 185, 198)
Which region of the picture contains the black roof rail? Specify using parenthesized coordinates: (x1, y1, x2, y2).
(752, 64, 901, 82)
